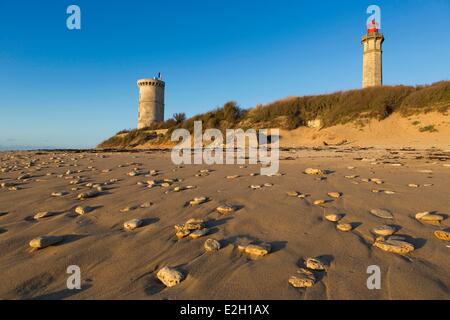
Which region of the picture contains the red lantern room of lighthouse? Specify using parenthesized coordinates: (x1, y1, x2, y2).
(367, 19, 379, 33)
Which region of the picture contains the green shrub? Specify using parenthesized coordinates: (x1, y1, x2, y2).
(419, 125, 438, 133)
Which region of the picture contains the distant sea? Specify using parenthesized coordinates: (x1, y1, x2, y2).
(0, 146, 84, 151)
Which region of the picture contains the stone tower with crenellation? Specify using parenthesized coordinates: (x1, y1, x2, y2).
(137, 73, 165, 129)
(361, 19, 384, 88)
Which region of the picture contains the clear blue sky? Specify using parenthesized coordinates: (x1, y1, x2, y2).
(1, 0, 449, 149)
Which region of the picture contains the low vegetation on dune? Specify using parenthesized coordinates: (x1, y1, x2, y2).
(98, 81, 450, 148)
(98, 129, 163, 149)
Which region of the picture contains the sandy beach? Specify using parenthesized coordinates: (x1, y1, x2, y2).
(0, 147, 449, 300)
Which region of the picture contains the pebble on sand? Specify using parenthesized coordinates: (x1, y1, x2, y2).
(373, 236, 414, 254)
(204, 239, 221, 252)
(29, 235, 64, 249)
(327, 192, 342, 199)
(51, 191, 68, 197)
(243, 243, 271, 258)
(124, 218, 143, 231)
(336, 223, 353, 232)
(325, 213, 344, 222)
(216, 205, 236, 215)
(156, 266, 184, 287)
(305, 257, 326, 271)
(75, 206, 91, 215)
(77, 190, 99, 200)
(415, 212, 444, 223)
(189, 197, 208, 205)
(120, 206, 138, 213)
(140, 202, 153, 208)
(288, 268, 316, 288)
(372, 225, 397, 236)
(370, 209, 394, 219)
(34, 211, 56, 220)
(314, 199, 328, 206)
(434, 230, 450, 241)
(175, 219, 205, 238)
(304, 168, 325, 175)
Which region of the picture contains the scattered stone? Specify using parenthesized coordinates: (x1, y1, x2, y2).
(172, 186, 185, 192)
(287, 191, 300, 197)
(34, 211, 56, 220)
(175, 218, 205, 238)
(408, 184, 419, 188)
(124, 218, 143, 231)
(127, 171, 139, 177)
(176, 227, 191, 239)
(373, 236, 415, 254)
(77, 190, 99, 200)
(156, 266, 184, 287)
(264, 183, 273, 187)
(336, 223, 353, 232)
(1, 182, 15, 188)
(288, 269, 316, 288)
(51, 191, 68, 197)
(189, 197, 208, 205)
(140, 202, 152, 208)
(120, 206, 138, 213)
(204, 239, 221, 252)
(415, 212, 444, 223)
(216, 205, 236, 215)
(370, 178, 384, 184)
(325, 213, 344, 222)
(244, 243, 271, 258)
(370, 209, 394, 219)
(75, 206, 91, 215)
(29, 235, 63, 249)
(304, 168, 324, 175)
(226, 175, 240, 179)
(250, 185, 262, 189)
(434, 230, 450, 241)
(184, 218, 205, 230)
(18, 174, 31, 180)
(384, 190, 396, 195)
(327, 192, 341, 198)
(305, 257, 326, 271)
(314, 199, 328, 206)
(372, 225, 397, 236)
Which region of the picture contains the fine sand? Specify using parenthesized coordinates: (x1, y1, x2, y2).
(0, 147, 449, 300)
(280, 112, 450, 149)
